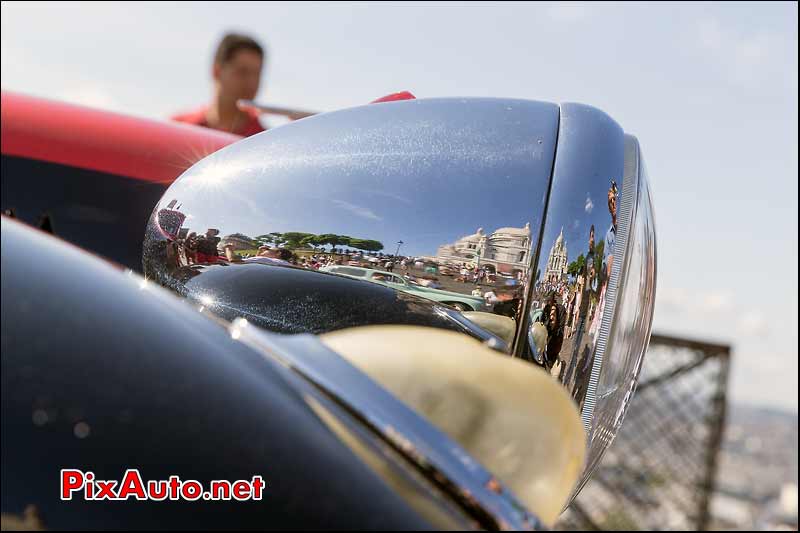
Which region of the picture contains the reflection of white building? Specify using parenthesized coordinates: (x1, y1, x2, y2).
(220, 233, 258, 251)
(544, 228, 568, 283)
(435, 223, 531, 274)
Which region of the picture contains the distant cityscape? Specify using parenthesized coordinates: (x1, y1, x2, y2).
(711, 403, 798, 530)
(557, 395, 797, 531)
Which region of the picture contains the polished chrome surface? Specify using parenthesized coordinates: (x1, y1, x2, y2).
(143, 97, 559, 349)
(579, 137, 657, 494)
(231, 318, 544, 530)
(520, 104, 659, 501)
(579, 135, 639, 429)
(523, 102, 657, 500)
(524, 103, 627, 418)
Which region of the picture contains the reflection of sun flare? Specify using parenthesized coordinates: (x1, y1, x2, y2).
(189, 159, 245, 190)
(199, 295, 214, 306)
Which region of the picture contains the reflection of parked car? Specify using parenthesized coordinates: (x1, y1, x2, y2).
(416, 278, 442, 289)
(321, 265, 488, 311)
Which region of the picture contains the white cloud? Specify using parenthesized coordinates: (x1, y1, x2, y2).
(332, 199, 383, 221)
(368, 190, 413, 205)
(701, 289, 733, 313)
(738, 310, 769, 337)
(656, 287, 736, 316)
(585, 194, 594, 213)
(657, 286, 689, 310)
(694, 17, 798, 90)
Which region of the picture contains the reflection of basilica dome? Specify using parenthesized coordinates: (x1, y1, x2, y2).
(492, 223, 531, 237)
(544, 227, 568, 283)
(435, 223, 531, 273)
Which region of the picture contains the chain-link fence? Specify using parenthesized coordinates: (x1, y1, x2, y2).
(556, 333, 732, 531)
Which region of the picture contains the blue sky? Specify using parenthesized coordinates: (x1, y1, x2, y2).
(2, 1, 797, 411)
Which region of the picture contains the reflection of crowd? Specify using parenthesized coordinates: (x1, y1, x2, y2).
(539, 293, 565, 369)
(168, 228, 223, 267)
(163, 225, 530, 324)
(532, 179, 619, 407)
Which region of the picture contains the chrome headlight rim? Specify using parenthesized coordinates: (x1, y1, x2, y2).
(573, 133, 658, 498)
(582, 134, 648, 428)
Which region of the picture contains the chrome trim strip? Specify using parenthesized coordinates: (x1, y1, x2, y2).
(581, 135, 640, 430)
(433, 305, 510, 352)
(230, 318, 544, 530)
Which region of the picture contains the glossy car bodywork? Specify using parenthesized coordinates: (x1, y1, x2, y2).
(0, 91, 238, 271)
(167, 261, 501, 342)
(0, 216, 469, 530)
(320, 265, 488, 311)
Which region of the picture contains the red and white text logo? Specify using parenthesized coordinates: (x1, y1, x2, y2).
(60, 469, 265, 502)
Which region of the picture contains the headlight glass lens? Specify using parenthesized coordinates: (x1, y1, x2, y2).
(580, 149, 657, 489)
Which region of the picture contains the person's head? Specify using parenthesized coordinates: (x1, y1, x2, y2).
(261, 247, 287, 260)
(212, 33, 265, 106)
(548, 304, 559, 324)
(589, 224, 595, 248)
(260, 248, 277, 257)
(608, 180, 618, 222)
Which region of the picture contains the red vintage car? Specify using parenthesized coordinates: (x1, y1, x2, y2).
(1, 90, 240, 270)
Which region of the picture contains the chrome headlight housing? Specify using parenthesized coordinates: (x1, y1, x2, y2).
(142, 97, 656, 516)
(537, 116, 658, 498)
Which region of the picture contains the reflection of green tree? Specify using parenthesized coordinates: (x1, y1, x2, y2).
(333, 235, 352, 253)
(281, 232, 314, 248)
(328, 235, 357, 252)
(593, 240, 605, 277)
(348, 239, 384, 253)
(364, 240, 384, 253)
(567, 254, 586, 280)
(254, 232, 383, 252)
(300, 234, 327, 250)
(315, 233, 340, 250)
(255, 232, 287, 247)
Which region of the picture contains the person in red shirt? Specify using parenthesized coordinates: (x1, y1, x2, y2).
(172, 33, 266, 137)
